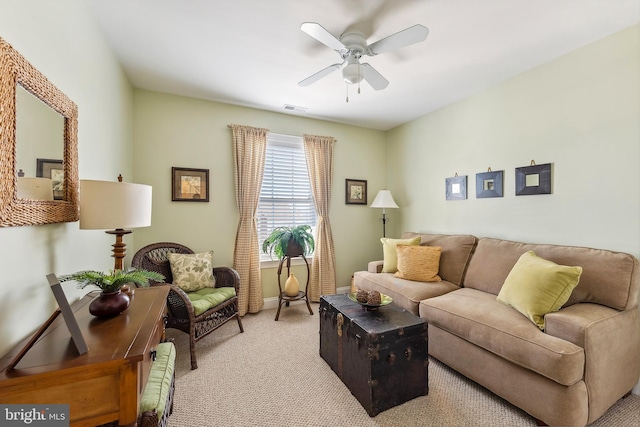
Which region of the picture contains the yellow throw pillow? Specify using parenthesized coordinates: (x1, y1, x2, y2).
(381, 236, 421, 273)
(167, 251, 216, 292)
(497, 251, 582, 330)
(394, 245, 442, 282)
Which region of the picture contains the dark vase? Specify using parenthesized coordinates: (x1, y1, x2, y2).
(89, 290, 130, 318)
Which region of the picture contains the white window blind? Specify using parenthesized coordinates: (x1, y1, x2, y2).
(257, 133, 316, 261)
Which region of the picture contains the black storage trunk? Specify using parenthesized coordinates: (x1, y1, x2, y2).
(319, 294, 428, 416)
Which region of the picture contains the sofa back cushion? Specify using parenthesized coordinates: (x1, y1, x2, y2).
(464, 237, 639, 311)
(401, 233, 478, 286)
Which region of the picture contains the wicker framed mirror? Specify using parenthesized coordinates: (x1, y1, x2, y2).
(0, 37, 79, 227)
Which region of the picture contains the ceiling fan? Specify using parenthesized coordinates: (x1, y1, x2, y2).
(298, 22, 429, 100)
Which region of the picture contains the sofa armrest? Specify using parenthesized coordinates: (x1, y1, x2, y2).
(545, 304, 640, 423)
(368, 260, 383, 273)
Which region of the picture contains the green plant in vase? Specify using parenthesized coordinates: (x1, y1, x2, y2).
(60, 269, 165, 318)
(60, 269, 165, 293)
(262, 225, 315, 259)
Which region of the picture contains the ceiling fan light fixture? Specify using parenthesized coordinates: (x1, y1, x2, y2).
(342, 62, 362, 85)
(299, 22, 429, 92)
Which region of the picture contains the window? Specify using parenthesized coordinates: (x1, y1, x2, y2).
(257, 133, 316, 262)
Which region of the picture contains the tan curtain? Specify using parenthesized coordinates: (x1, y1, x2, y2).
(303, 134, 336, 301)
(229, 124, 269, 315)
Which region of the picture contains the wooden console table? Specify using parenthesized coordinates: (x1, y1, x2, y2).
(0, 286, 169, 427)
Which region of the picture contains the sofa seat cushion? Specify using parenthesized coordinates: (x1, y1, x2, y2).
(354, 271, 459, 315)
(420, 288, 585, 386)
(187, 287, 236, 316)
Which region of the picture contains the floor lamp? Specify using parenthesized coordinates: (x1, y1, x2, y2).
(370, 189, 399, 238)
(79, 176, 152, 271)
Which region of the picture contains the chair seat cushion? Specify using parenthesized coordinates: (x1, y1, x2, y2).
(187, 287, 236, 316)
(140, 342, 176, 419)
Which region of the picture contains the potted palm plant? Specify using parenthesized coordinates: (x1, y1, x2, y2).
(60, 269, 165, 318)
(262, 225, 315, 260)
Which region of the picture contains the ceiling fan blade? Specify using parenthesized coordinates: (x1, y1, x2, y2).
(367, 24, 429, 55)
(360, 63, 389, 91)
(301, 22, 346, 51)
(298, 63, 343, 87)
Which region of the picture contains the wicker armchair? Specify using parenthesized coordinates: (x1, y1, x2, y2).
(131, 242, 244, 370)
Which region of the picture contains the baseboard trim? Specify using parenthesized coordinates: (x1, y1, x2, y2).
(263, 286, 350, 311)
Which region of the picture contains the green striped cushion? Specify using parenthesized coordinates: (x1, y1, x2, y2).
(140, 342, 176, 419)
(187, 287, 236, 316)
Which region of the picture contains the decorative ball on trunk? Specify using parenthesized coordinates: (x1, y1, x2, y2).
(356, 289, 369, 303)
(367, 290, 382, 305)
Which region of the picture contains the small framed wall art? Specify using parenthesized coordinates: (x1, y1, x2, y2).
(172, 167, 209, 202)
(345, 178, 367, 205)
(445, 174, 467, 200)
(476, 169, 504, 198)
(515, 162, 552, 196)
(36, 158, 64, 200)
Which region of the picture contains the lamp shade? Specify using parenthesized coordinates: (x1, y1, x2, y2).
(370, 190, 399, 209)
(17, 177, 53, 200)
(79, 180, 152, 230)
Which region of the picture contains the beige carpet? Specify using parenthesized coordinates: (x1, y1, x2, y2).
(166, 303, 639, 427)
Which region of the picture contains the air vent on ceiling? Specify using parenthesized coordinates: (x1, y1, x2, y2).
(282, 104, 307, 113)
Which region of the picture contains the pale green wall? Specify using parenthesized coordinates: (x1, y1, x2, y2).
(1, 2, 637, 371)
(386, 24, 640, 258)
(0, 0, 133, 356)
(132, 90, 387, 298)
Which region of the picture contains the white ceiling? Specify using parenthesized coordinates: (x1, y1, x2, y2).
(86, 0, 639, 131)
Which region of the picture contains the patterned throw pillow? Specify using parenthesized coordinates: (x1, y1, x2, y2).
(167, 251, 216, 292)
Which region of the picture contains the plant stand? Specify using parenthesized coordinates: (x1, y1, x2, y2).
(274, 254, 314, 321)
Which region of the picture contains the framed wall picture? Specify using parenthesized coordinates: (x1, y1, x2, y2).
(476, 170, 504, 198)
(172, 167, 209, 202)
(445, 175, 467, 200)
(515, 162, 552, 195)
(36, 158, 64, 200)
(345, 179, 367, 205)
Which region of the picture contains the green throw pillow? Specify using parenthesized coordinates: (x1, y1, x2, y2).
(497, 251, 582, 330)
(167, 251, 216, 292)
(381, 236, 421, 273)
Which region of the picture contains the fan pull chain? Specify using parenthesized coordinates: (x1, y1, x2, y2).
(358, 63, 361, 94)
(346, 83, 349, 103)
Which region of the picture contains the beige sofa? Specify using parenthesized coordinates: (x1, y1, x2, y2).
(353, 232, 640, 426)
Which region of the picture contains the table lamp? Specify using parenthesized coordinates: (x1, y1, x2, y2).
(370, 189, 398, 237)
(80, 175, 152, 271)
(17, 177, 54, 200)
